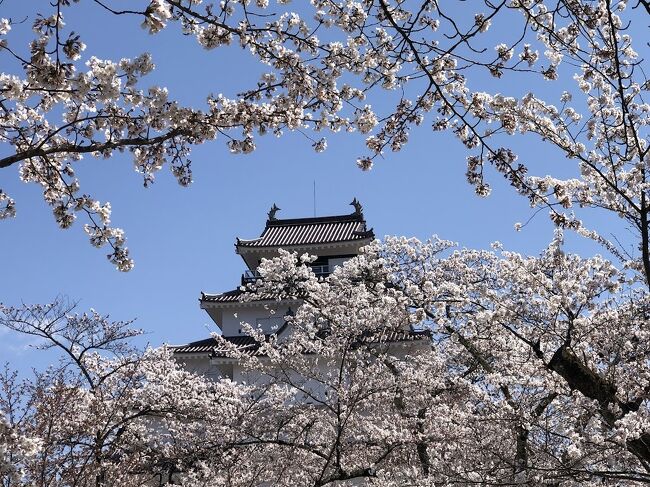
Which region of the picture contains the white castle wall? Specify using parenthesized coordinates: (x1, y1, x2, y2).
(220, 304, 292, 336)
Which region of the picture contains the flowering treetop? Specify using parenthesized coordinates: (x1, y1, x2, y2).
(0, 0, 647, 271)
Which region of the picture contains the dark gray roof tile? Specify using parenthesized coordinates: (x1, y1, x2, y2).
(172, 327, 430, 358)
(200, 289, 281, 304)
(236, 213, 374, 249)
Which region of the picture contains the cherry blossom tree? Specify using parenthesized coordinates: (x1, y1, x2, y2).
(233, 239, 650, 485)
(1, 0, 647, 270)
(2, 1, 649, 484)
(0, 299, 255, 486)
(4, 236, 650, 485)
(0, 412, 40, 487)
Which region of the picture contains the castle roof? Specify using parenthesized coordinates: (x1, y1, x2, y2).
(172, 334, 274, 357)
(201, 288, 261, 304)
(200, 289, 243, 303)
(172, 327, 431, 358)
(199, 288, 295, 308)
(236, 212, 374, 250)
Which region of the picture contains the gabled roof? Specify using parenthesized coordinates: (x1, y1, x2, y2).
(200, 289, 293, 307)
(201, 289, 244, 303)
(172, 327, 431, 358)
(236, 213, 374, 249)
(200, 288, 267, 304)
(173, 321, 291, 357)
(171, 334, 268, 357)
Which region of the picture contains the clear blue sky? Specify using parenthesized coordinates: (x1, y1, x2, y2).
(0, 1, 636, 364)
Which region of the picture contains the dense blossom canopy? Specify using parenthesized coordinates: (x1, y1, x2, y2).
(0, 0, 647, 269)
(230, 241, 650, 485)
(1, 0, 649, 485)
(3, 233, 650, 485)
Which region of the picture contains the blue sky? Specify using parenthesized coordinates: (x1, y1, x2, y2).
(0, 1, 637, 364)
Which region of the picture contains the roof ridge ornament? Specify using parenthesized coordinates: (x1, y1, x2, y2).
(350, 198, 363, 216)
(267, 203, 280, 221)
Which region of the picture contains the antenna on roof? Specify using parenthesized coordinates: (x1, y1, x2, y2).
(313, 180, 316, 217)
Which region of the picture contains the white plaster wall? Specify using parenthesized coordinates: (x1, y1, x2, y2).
(176, 357, 236, 381)
(220, 304, 292, 336)
(176, 356, 212, 376)
(232, 356, 334, 404)
(233, 364, 263, 384)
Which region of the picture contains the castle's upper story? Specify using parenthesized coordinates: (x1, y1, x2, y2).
(172, 202, 429, 369)
(198, 201, 375, 336)
(234, 200, 374, 272)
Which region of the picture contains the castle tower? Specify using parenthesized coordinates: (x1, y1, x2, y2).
(172, 201, 428, 381)
(172, 201, 374, 379)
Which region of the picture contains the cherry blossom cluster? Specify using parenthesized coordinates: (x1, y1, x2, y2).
(1, 1, 646, 270)
(233, 235, 650, 484)
(4, 224, 650, 484)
